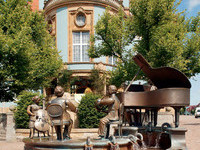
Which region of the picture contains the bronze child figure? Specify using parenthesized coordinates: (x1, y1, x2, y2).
(27, 96, 42, 138)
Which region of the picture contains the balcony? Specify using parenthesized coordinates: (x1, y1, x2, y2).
(64, 62, 115, 73)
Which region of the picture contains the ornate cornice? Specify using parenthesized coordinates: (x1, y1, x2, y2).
(44, 0, 122, 14)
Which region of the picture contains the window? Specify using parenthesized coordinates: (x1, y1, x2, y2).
(76, 13, 86, 27)
(73, 32, 90, 62)
(108, 56, 117, 65)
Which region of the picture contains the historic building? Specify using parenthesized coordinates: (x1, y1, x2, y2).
(30, 0, 130, 95)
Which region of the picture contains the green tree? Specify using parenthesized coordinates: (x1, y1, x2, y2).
(130, 0, 200, 76)
(88, 8, 138, 87)
(89, 8, 136, 62)
(57, 69, 83, 93)
(0, 0, 62, 101)
(78, 93, 106, 128)
(89, 0, 200, 86)
(89, 69, 105, 94)
(58, 70, 73, 92)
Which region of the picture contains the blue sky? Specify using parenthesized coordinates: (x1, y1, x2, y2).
(177, 0, 200, 105)
(178, 0, 200, 17)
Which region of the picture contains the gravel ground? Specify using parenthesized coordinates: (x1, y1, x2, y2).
(0, 115, 199, 150)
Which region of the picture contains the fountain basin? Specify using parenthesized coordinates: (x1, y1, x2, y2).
(23, 137, 133, 150)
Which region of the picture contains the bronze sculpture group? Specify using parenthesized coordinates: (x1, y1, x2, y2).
(27, 85, 119, 140)
(24, 53, 190, 150)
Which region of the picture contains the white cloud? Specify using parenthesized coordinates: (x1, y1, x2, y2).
(189, 0, 200, 11)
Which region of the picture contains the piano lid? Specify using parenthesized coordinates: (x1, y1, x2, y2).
(133, 53, 191, 89)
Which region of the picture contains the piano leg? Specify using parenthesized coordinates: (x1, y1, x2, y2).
(174, 107, 180, 128)
(153, 108, 158, 127)
(151, 110, 154, 125)
(139, 109, 142, 125)
(146, 110, 150, 122)
(143, 109, 149, 125)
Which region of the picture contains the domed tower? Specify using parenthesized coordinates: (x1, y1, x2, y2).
(42, 0, 130, 96)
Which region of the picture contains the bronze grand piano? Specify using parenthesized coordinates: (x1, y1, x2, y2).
(117, 53, 191, 128)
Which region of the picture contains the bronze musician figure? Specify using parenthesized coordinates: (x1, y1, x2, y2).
(96, 85, 120, 138)
(47, 86, 77, 140)
(27, 96, 42, 138)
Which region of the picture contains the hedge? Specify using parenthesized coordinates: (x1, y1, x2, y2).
(78, 93, 106, 128)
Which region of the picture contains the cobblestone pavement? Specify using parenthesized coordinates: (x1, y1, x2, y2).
(179, 115, 200, 150)
(0, 115, 199, 150)
(0, 141, 24, 150)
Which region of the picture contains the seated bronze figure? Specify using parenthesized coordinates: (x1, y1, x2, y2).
(47, 86, 77, 140)
(96, 85, 120, 138)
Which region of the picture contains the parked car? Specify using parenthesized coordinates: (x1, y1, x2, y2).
(195, 107, 200, 118)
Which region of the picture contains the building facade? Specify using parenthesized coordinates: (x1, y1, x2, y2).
(30, 0, 130, 95)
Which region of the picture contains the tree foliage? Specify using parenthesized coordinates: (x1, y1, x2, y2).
(57, 70, 73, 92)
(0, 0, 62, 101)
(88, 8, 135, 62)
(109, 57, 139, 88)
(78, 93, 106, 128)
(130, 0, 200, 76)
(89, 69, 105, 94)
(89, 0, 200, 87)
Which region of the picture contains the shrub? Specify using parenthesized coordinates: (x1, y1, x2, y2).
(191, 109, 195, 115)
(78, 93, 106, 128)
(14, 91, 42, 128)
(180, 107, 186, 115)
